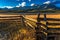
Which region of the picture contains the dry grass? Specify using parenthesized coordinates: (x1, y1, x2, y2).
(0, 14, 60, 40)
(25, 14, 60, 28)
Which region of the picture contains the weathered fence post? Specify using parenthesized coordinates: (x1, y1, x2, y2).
(44, 13, 48, 40)
(21, 16, 26, 27)
(35, 12, 48, 40)
(35, 12, 43, 40)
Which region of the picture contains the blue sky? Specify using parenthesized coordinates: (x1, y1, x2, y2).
(0, 0, 60, 8)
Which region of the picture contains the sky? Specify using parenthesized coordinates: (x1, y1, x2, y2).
(0, 0, 60, 8)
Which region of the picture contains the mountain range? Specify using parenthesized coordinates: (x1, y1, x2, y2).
(0, 1, 60, 12)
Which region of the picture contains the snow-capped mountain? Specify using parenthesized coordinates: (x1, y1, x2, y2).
(40, 3, 56, 10)
(39, 1, 60, 10)
(8, 4, 39, 11)
(0, 1, 60, 12)
(8, 1, 60, 11)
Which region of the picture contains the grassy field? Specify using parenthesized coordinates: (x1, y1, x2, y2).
(0, 14, 36, 40)
(0, 13, 60, 40)
(25, 14, 60, 28)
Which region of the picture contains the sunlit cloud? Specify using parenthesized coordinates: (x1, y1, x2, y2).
(21, 2, 26, 7)
(16, 3, 21, 7)
(30, 3, 35, 6)
(43, 1, 51, 4)
(2, 6, 14, 9)
(16, 2, 26, 7)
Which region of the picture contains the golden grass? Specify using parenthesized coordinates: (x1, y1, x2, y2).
(25, 14, 60, 28)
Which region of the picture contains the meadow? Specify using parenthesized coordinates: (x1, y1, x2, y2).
(0, 13, 60, 40)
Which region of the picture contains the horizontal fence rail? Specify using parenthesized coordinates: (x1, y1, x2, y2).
(0, 13, 60, 40)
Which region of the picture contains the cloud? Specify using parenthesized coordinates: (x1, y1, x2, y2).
(2, 6, 14, 9)
(21, 2, 26, 7)
(30, 3, 35, 6)
(29, 0, 31, 2)
(16, 2, 26, 7)
(16, 3, 21, 7)
(43, 1, 51, 4)
(1, 2, 26, 8)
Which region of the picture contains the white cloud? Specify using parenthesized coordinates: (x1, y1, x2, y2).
(29, 0, 31, 2)
(30, 3, 35, 6)
(21, 2, 26, 7)
(0, 2, 26, 9)
(16, 2, 26, 7)
(43, 1, 51, 4)
(16, 3, 21, 7)
(2, 6, 14, 9)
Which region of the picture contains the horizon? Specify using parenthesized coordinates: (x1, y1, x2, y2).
(0, 0, 60, 9)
